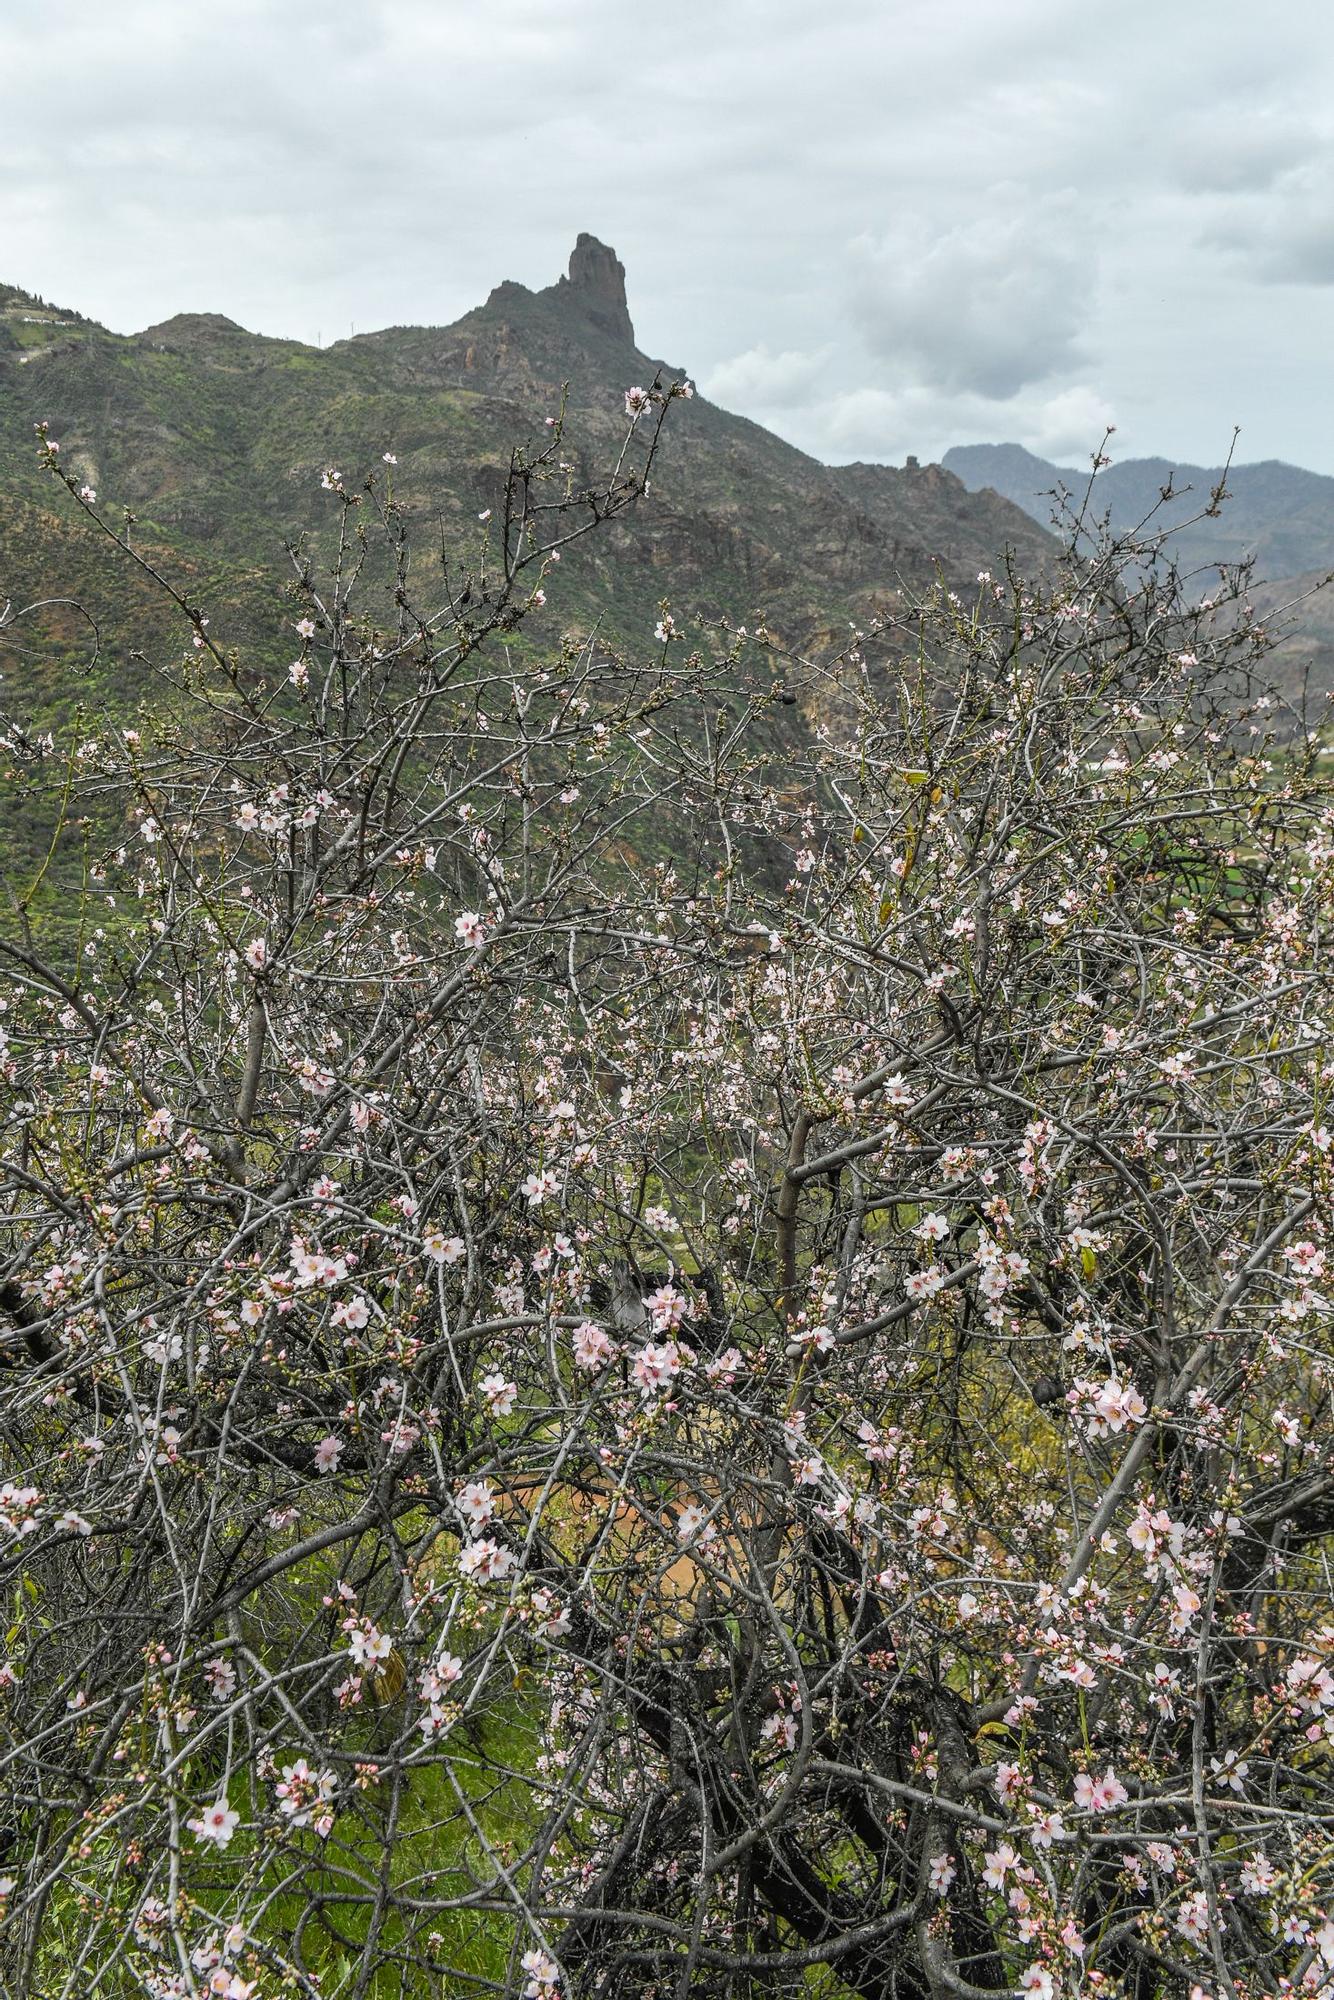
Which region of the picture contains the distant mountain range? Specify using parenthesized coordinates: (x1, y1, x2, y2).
(0, 238, 1049, 728)
(943, 441, 1334, 582)
(944, 441, 1334, 708)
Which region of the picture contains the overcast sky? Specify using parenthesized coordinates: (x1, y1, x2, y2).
(4, 0, 1334, 473)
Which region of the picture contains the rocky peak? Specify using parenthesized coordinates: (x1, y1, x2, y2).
(558, 233, 634, 345)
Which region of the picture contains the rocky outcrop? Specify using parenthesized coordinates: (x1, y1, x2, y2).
(554, 233, 634, 346)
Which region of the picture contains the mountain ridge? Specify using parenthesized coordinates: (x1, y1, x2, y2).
(944, 440, 1334, 580)
(0, 245, 1054, 709)
(12, 245, 1332, 724)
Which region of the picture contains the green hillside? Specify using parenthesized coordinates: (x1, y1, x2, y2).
(0, 242, 1066, 942)
(0, 240, 1053, 705)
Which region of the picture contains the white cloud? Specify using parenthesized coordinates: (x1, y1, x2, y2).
(700, 344, 832, 412)
(1016, 386, 1120, 462)
(806, 380, 1118, 471)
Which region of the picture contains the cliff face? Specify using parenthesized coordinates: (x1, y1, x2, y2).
(829, 458, 1055, 574)
(0, 239, 1056, 693)
(558, 232, 635, 344)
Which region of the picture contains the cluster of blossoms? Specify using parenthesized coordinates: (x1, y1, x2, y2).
(450, 1477, 515, 1592)
(522, 1947, 562, 1999)
(1069, 1375, 1149, 1438)
(273, 1757, 337, 1836)
(417, 1647, 463, 1741)
(1281, 1634, 1334, 1744)
(0, 1481, 42, 1539)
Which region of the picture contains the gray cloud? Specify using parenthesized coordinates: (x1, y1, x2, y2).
(849, 194, 1089, 397)
(1201, 154, 1334, 284)
(1164, 105, 1312, 197)
(2, 0, 1334, 471)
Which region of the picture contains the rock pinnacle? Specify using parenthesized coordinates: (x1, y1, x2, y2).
(562, 233, 634, 345)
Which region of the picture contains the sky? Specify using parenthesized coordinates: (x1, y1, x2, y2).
(4, 0, 1334, 474)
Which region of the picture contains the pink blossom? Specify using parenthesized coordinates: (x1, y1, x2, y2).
(644, 1282, 688, 1332)
(455, 1480, 495, 1530)
(1209, 1750, 1249, 1793)
(572, 1320, 613, 1370)
(531, 1586, 571, 1639)
(423, 1227, 466, 1264)
(1285, 1239, 1325, 1277)
(631, 1341, 680, 1396)
(995, 1761, 1024, 1803)
(479, 1372, 517, 1416)
(914, 1212, 950, 1242)
(188, 1797, 239, 1847)
(275, 1757, 337, 1829)
(761, 1710, 798, 1750)
(458, 1537, 514, 1583)
(1171, 1581, 1202, 1628)
(380, 1419, 420, 1454)
(345, 1621, 391, 1669)
(522, 1948, 562, 1999)
(204, 1658, 236, 1700)
(421, 1650, 462, 1696)
(1073, 1768, 1128, 1812)
(1074, 1377, 1147, 1438)
(982, 1842, 1017, 1887)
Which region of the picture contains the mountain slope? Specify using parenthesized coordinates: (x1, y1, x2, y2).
(0, 245, 1052, 706)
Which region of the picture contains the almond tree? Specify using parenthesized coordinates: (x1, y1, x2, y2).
(1, 403, 1332, 2000)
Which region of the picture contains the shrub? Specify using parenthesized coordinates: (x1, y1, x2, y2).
(1, 395, 1332, 2000)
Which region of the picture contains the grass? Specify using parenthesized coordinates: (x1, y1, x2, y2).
(29, 1692, 548, 1999)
